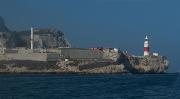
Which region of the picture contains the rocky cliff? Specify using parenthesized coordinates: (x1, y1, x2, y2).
(0, 17, 70, 48)
(118, 52, 169, 73)
(0, 16, 9, 32)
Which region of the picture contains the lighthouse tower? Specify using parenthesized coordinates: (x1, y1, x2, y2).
(144, 35, 150, 56)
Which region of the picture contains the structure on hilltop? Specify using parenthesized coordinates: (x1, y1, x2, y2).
(0, 17, 169, 74)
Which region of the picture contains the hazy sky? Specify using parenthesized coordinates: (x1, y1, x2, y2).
(0, 0, 179, 72)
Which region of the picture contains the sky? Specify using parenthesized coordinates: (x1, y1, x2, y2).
(0, 0, 179, 72)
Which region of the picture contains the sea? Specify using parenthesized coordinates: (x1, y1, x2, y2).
(0, 73, 179, 99)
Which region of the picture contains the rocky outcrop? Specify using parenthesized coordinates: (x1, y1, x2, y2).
(0, 16, 9, 32)
(122, 54, 169, 73)
(0, 16, 71, 48)
(8, 28, 71, 48)
(0, 60, 127, 74)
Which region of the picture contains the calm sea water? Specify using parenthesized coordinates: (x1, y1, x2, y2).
(0, 73, 179, 99)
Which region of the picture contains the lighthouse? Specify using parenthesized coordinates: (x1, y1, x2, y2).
(144, 35, 150, 56)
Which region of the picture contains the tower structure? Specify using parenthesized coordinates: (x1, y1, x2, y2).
(144, 35, 150, 56)
(31, 27, 34, 50)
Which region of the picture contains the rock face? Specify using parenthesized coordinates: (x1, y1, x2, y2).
(8, 28, 71, 48)
(0, 16, 71, 48)
(118, 52, 169, 74)
(0, 60, 127, 74)
(130, 56, 169, 73)
(0, 16, 9, 32)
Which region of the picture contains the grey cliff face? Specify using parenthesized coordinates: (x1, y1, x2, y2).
(0, 16, 9, 32)
(0, 17, 70, 48)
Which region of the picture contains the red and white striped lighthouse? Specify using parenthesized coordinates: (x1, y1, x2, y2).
(144, 35, 150, 56)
